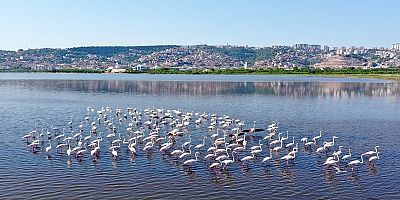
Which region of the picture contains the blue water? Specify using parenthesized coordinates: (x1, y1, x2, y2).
(0, 73, 399, 199)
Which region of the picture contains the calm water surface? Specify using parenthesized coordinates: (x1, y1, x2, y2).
(0, 73, 399, 199)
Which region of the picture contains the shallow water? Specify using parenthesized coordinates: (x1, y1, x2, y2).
(0, 73, 399, 199)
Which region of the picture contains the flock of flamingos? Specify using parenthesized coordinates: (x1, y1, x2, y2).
(23, 106, 380, 174)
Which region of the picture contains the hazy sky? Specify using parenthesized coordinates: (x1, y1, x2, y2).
(0, 0, 399, 50)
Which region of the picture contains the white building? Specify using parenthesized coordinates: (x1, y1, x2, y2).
(392, 43, 400, 51)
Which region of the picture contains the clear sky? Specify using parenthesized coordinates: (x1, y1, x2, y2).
(0, 0, 399, 50)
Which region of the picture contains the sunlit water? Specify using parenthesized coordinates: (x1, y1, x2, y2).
(0, 73, 399, 199)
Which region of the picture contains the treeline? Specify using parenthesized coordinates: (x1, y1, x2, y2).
(69, 45, 178, 57)
(144, 67, 400, 75)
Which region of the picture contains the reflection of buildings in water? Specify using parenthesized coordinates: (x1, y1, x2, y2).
(2, 80, 400, 98)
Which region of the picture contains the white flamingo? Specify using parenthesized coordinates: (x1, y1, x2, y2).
(241, 152, 255, 163)
(195, 136, 207, 149)
(312, 130, 323, 143)
(368, 152, 380, 163)
(364, 146, 380, 157)
(342, 149, 352, 160)
(323, 136, 338, 149)
(183, 152, 200, 166)
(273, 140, 283, 152)
(222, 151, 236, 169)
(262, 149, 273, 163)
(348, 154, 364, 170)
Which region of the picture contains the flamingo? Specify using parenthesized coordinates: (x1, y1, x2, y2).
(207, 144, 217, 153)
(56, 143, 67, 153)
(222, 151, 236, 169)
(111, 146, 118, 158)
(210, 129, 219, 140)
(288, 145, 298, 156)
(183, 152, 200, 166)
(45, 142, 52, 156)
(270, 133, 283, 146)
(209, 161, 222, 169)
(195, 136, 207, 149)
(312, 130, 323, 143)
(304, 138, 314, 147)
(281, 152, 296, 164)
(76, 145, 87, 158)
(241, 152, 255, 163)
(91, 146, 100, 157)
(66, 144, 72, 157)
(179, 145, 192, 159)
(204, 151, 217, 160)
(364, 146, 380, 157)
(286, 137, 295, 148)
(143, 142, 154, 151)
(71, 145, 81, 153)
(281, 131, 289, 143)
(22, 133, 33, 142)
(342, 149, 351, 160)
(251, 144, 263, 155)
(333, 146, 344, 156)
(68, 116, 73, 127)
(159, 143, 172, 152)
(323, 136, 338, 149)
(262, 149, 273, 163)
(369, 152, 380, 163)
(348, 154, 364, 171)
(273, 140, 283, 152)
(182, 135, 191, 147)
(171, 144, 185, 156)
(234, 145, 246, 152)
(215, 147, 230, 161)
(251, 140, 263, 151)
(324, 154, 339, 165)
(316, 146, 325, 154)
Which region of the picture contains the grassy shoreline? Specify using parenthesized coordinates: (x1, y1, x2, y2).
(1, 68, 400, 81)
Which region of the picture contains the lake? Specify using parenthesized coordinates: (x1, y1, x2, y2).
(0, 73, 399, 199)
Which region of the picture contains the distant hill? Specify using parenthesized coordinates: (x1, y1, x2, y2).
(68, 45, 178, 57)
(0, 45, 399, 70)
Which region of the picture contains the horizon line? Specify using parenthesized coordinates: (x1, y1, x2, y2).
(1, 43, 397, 51)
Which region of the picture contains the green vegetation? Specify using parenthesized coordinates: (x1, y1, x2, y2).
(144, 67, 400, 75)
(207, 46, 277, 64)
(69, 45, 178, 57)
(139, 67, 400, 80)
(2, 66, 400, 80)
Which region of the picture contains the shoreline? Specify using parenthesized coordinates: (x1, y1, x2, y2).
(1, 70, 400, 81)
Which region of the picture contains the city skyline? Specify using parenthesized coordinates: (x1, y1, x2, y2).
(0, 0, 399, 50)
